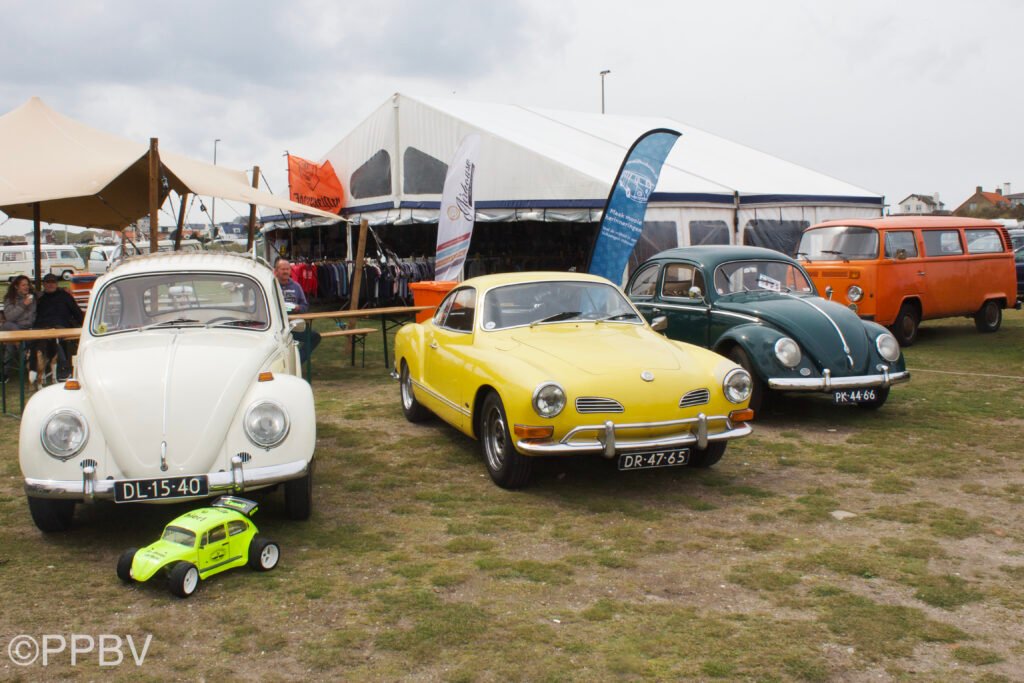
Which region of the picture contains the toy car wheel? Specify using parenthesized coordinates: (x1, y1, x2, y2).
(688, 442, 726, 468)
(480, 391, 532, 489)
(726, 346, 765, 414)
(399, 360, 430, 423)
(116, 548, 138, 583)
(248, 537, 281, 571)
(891, 303, 920, 347)
(168, 562, 200, 598)
(27, 497, 75, 533)
(284, 456, 314, 521)
(974, 300, 1002, 333)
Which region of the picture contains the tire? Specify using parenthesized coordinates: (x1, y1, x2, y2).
(27, 497, 75, 532)
(399, 360, 430, 422)
(479, 391, 532, 489)
(890, 303, 920, 347)
(974, 300, 1002, 333)
(284, 457, 314, 521)
(726, 346, 766, 415)
(857, 386, 890, 410)
(117, 548, 138, 583)
(248, 537, 281, 571)
(61, 270, 73, 281)
(689, 442, 726, 468)
(168, 562, 200, 598)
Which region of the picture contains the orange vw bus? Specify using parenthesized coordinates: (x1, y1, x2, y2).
(796, 217, 1018, 345)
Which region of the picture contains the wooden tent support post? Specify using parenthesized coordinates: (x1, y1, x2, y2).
(174, 192, 188, 251)
(349, 219, 369, 311)
(148, 138, 160, 252)
(246, 165, 260, 251)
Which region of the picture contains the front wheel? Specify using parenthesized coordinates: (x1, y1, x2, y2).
(689, 442, 726, 468)
(974, 300, 1002, 333)
(116, 548, 138, 583)
(399, 360, 430, 422)
(284, 457, 314, 521)
(168, 562, 200, 598)
(479, 392, 532, 489)
(27, 497, 75, 532)
(726, 347, 765, 414)
(248, 537, 281, 571)
(857, 386, 890, 410)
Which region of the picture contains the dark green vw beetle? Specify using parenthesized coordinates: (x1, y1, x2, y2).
(626, 246, 910, 412)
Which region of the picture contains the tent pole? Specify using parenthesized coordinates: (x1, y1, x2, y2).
(247, 165, 260, 251)
(175, 192, 188, 251)
(148, 138, 160, 253)
(349, 219, 369, 311)
(33, 202, 42, 288)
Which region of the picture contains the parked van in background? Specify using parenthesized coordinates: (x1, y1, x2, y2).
(0, 244, 86, 281)
(87, 239, 203, 273)
(797, 217, 1018, 346)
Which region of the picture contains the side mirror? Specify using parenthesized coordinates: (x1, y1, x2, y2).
(687, 286, 703, 300)
(895, 248, 907, 260)
(289, 319, 306, 334)
(651, 315, 668, 332)
(824, 286, 833, 301)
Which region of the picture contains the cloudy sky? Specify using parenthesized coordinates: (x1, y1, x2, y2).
(1, 0, 1021, 235)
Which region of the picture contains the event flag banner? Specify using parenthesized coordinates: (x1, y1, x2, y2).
(588, 129, 682, 283)
(435, 134, 481, 281)
(287, 154, 345, 214)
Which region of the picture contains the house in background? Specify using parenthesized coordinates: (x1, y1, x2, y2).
(954, 185, 1012, 215)
(896, 193, 944, 214)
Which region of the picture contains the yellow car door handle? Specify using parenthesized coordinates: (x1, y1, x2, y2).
(429, 341, 439, 349)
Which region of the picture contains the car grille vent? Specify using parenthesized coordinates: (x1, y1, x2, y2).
(79, 459, 98, 469)
(236, 452, 252, 463)
(575, 397, 624, 414)
(679, 389, 710, 408)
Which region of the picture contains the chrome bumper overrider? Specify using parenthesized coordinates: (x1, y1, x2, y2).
(768, 368, 910, 392)
(515, 413, 752, 457)
(24, 458, 310, 501)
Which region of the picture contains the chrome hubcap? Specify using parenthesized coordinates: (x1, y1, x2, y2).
(484, 406, 506, 471)
(401, 367, 414, 410)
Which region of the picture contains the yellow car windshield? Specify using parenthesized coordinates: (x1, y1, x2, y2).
(481, 281, 639, 330)
(162, 525, 197, 547)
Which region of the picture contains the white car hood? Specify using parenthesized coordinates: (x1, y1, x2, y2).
(80, 330, 276, 479)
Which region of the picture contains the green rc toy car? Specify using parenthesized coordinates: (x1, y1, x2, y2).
(116, 496, 280, 598)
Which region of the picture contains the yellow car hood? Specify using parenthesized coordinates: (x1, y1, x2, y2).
(502, 323, 683, 375)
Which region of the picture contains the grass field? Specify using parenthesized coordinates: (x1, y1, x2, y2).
(1, 309, 1022, 681)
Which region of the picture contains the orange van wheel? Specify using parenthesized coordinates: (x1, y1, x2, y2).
(891, 304, 920, 347)
(974, 300, 1002, 333)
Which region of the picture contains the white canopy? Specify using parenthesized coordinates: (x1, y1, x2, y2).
(0, 97, 337, 230)
(318, 93, 882, 247)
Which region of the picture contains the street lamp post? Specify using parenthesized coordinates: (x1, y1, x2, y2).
(600, 70, 611, 114)
(212, 138, 221, 239)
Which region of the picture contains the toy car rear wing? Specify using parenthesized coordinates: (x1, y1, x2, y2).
(211, 496, 259, 517)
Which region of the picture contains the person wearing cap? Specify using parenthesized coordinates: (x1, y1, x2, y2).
(32, 273, 84, 380)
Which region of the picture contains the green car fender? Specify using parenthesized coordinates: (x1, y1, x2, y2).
(713, 323, 797, 382)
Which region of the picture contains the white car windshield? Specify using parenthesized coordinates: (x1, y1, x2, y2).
(714, 260, 814, 296)
(90, 272, 270, 335)
(481, 281, 641, 330)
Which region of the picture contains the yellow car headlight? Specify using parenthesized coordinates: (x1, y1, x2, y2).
(723, 369, 753, 404)
(532, 382, 566, 418)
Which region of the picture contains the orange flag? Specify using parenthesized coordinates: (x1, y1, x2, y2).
(287, 154, 345, 214)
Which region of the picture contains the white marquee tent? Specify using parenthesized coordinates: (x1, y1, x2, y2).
(313, 93, 882, 254)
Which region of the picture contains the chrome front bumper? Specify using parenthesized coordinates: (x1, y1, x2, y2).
(515, 413, 752, 457)
(24, 457, 309, 502)
(769, 368, 910, 392)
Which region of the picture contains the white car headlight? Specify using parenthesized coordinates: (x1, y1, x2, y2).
(532, 382, 566, 418)
(41, 409, 89, 460)
(723, 368, 753, 404)
(774, 337, 802, 368)
(847, 285, 863, 302)
(244, 400, 290, 448)
(875, 332, 901, 362)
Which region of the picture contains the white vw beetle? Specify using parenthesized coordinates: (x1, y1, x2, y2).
(19, 252, 316, 532)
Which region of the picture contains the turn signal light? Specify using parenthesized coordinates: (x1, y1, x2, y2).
(513, 424, 554, 440)
(729, 409, 755, 422)
(258, 372, 274, 382)
(63, 379, 81, 391)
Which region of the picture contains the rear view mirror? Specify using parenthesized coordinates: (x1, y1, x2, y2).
(651, 315, 668, 332)
(687, 286, 703, 300)
(895, 248, 908, 260)
(824, 286, 834, 300)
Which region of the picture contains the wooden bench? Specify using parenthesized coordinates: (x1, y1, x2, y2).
(319, 326, 377, 367)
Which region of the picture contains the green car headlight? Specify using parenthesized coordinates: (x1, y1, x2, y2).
(847, 285, 864, 303)
(875, 332, 901, 362)
(40, 409, 89, 461)
(243, 400, 290, 448)
(532, 382, 566, 418)
(723, 368, 753, 404)
(774, 337, 802, 368)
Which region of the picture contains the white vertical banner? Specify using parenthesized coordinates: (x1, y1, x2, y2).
(435, 134, 480, 281)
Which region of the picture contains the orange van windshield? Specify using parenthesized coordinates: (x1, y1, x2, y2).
(797, 226, 879, 262)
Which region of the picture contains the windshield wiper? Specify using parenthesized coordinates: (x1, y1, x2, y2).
(795, 251, 813, 262)
(209, 319, 267, 329)
(138, 318, 202, 331)
(530, 311, 582, 327)
(821, 250, 849, 263)
(595, 312, 640, 322)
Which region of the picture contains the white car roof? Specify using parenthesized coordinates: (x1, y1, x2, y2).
(106, 251, 273, 280)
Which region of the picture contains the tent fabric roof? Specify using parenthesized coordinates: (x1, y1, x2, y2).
(0, 97, 337, 229)
(322, 93, 881, 215)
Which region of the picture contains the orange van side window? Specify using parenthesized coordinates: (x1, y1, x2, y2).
(884, 231, 918, 258)
(922, 230, 963, 257)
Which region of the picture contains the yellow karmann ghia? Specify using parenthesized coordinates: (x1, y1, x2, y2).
(393, 272, 755, 489)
